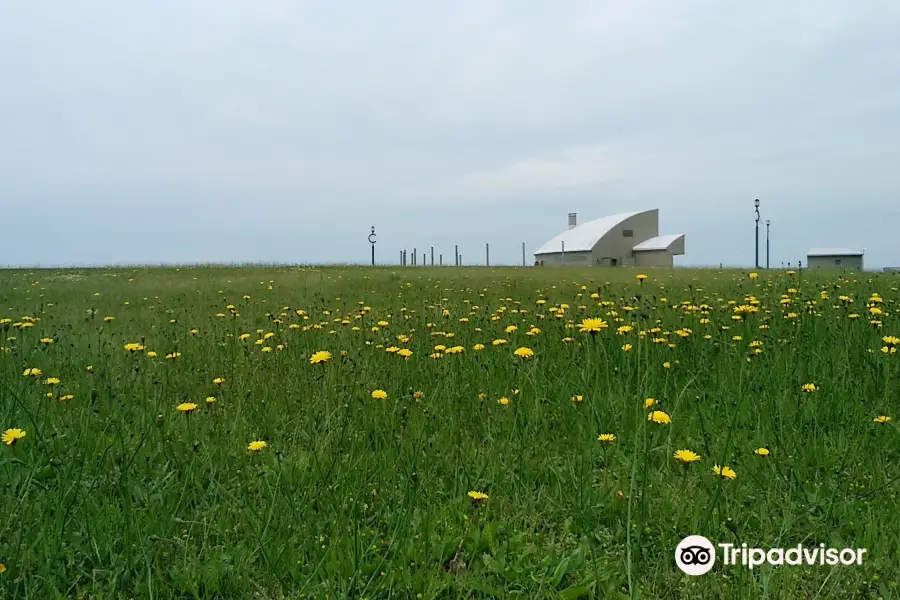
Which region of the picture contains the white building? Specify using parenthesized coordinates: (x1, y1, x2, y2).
(806, 248, 864, 270)
(534, 209, 685, 267)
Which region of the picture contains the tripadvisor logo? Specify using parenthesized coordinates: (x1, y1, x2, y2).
(675, 536, 867, 575)
(675, 536, 716, 576)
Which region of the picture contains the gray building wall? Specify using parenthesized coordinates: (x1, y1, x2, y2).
(807, 255, 864, 270)
(634, 249, 674, 267)
(536, 250, 592, 266)
(588, 210, 659, 266)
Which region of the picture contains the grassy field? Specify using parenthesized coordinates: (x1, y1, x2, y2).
(1, 265, 899, 599)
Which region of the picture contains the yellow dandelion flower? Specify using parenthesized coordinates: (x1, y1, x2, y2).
(801, 383, 818, 392)
(578, 318, 608, 333)
(177, 402, 198, 413)
(513, 346, 534, 359)
(2, 428, 26, 446)
(643, 398, 657, 409)
(371, 389, 388, 400)
(247, 440, 268, 452)
(713, 464, 737, 480)
(648, 410, 671, 424)
(309, 350, 334, 365)
(597, 433, 616, 443)
(498, 396, 510, 405)
(873, 415, 892, 424)
(467, 491, 489, 504)
(213, 378, 225, 385)
(674, 449, 701, 464)
(754, 447, 770, 456)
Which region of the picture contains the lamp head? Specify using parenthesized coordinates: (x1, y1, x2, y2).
(754, 198, 760, 208)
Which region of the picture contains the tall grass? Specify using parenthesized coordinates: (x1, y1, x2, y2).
(0, 266, 898, 598)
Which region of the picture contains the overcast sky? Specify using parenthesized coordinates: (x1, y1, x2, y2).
(2, 1, 899, 268)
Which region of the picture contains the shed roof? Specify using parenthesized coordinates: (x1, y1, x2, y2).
(632, 234, 684, 252)
(807, 248, 864, 257)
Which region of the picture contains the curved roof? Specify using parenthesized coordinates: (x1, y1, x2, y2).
(633, 234, 684, 252)
(534, 210, 653, 255)
(807, 248, 864, 256)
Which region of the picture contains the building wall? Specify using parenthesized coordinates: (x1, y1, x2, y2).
(806, 255, 864, 270)
(535, 250, 592, 266)
(589, 210, 659, 265)
(634, 250, 674, 267)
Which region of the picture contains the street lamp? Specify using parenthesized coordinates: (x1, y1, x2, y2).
(754, 199, 760, 269)
(766, 220, 770, 269)
(368, 226, 376, 266)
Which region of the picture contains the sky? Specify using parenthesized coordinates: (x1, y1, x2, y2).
(2, 1, 899, 268)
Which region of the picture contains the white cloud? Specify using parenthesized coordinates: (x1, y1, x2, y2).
(440, 147, 622, 199)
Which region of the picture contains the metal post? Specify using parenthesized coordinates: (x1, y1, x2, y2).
(400, 250, 403, 266)
(430, 247, 434, 266)
(459, 254, 463, 266)
(368, 226, 376, 266)
(522, 242, 526, 267)
(413, 248, 417, 266)
(439, 254, 443, 266)
(754, 198, 760, 269)
(561, 241, 565, 265)
(766, 220, 770, 269)
(486, 243, 490, 267)
(455, 245, 459, 266)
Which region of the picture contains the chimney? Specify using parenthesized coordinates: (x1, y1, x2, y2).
(568, 213, 577, 229)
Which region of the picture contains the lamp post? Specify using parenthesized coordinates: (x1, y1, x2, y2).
(754, 199, 760, 269)
(765, 220, 770, 269)
(368, 226, 376, 266)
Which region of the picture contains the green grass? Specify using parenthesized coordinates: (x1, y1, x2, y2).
(1, 265, 899, 599)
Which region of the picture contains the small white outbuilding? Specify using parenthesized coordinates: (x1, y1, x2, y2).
(806, 248, 864, 270)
